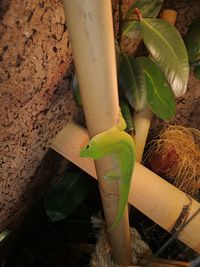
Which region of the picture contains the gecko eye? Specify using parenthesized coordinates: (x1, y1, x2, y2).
(86, 145, 90, 149)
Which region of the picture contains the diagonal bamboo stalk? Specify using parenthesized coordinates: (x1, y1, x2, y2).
(62, 0, 132, 265)
(50, 122, 200, 254)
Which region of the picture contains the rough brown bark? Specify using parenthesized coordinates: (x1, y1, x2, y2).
(0, 0, 79, 230)
(0, 0, 119, 232)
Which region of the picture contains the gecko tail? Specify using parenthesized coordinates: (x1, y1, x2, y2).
(107, 184, 130, 231)
(107, 202, 127, 231)
(107, 215, 124, 232)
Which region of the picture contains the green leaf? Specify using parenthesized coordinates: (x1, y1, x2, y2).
(44, 171, 90, 222)
(0, 230, 10, 242)
(184, 17, 200, 64)
(140, 18, 189, 97)
(72, 74, 82, 107)
(118, 53, 146, 111)
(119, 97, 135, 133)
(115, 40, 122, 72)
(194, 65, 200, 80)
(123, 20, 141, 39)
(123, 0, 164, 38)
(138, 57, 176, 120)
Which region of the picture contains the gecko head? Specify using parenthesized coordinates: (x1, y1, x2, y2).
(80, 140, 103, 160)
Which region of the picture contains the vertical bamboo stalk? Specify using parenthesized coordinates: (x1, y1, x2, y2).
(161, 10, 177, 25)
(62, 1, 132, 265)
(134, 105, 153, 162)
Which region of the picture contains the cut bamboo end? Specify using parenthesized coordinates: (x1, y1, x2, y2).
(50, 123, 200, 254)
(161, 9, 177, 25)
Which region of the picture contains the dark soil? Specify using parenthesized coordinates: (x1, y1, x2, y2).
(0, 165, 102, 267)
(3, 208, 92, 267)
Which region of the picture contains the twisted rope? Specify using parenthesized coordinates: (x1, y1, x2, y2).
(90, 216, 151, 267)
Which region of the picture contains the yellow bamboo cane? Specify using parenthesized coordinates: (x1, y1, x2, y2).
(62, 1, 132, 264)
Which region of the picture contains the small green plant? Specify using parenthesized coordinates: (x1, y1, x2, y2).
(184, 17, 200, 80)
(72, 0, 189, 134)
(45, 170, 91, 222)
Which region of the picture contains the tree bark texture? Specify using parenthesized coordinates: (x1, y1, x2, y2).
(0, 0, 121, 232)
(0, 0, 79, 230)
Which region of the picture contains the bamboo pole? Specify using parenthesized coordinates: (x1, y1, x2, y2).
(161, 10, 177, 26)
(134, 105, 153, 162)
(62, 1, 131, 265)
(134, 10, 177, 162)
(50, 122, 200, 254)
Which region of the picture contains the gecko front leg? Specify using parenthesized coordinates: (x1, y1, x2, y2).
(80, 111, 136, 230)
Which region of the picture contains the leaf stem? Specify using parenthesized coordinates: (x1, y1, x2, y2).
(134, 8, 142, 21)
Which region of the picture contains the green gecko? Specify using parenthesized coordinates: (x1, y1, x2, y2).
(80, 111, 136, 230)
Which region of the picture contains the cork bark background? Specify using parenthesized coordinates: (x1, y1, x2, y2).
(0, 0, 119, 231)
(0, 0, 200, 234)
(0, 0, 79, 230)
